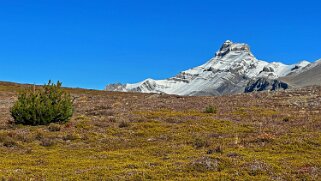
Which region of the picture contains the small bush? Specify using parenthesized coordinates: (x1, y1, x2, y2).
(194, 138, 209, 149)
(118, 121, 130, 128)
(204, 105, 217, 114)
(11, 81, 73, 125)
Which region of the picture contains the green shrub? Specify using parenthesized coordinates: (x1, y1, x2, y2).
(204, 105, 217, 114)
(11, 81, 73, 125)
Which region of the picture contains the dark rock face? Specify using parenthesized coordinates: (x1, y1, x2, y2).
(291, 65, 300, 71)
(245, 78, 289, 93)
(262, 67, 275, 72)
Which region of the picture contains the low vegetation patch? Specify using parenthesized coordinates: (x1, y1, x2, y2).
(204, 105, 217, 114)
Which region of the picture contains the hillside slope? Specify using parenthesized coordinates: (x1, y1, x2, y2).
(281, 59, 321, 87)
(0, 81, 321, 180)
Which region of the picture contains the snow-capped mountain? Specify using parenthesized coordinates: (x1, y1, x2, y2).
(106, 40, 311, 96)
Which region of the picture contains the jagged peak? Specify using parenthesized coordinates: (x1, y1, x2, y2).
(222, 40, 233, 46)
(215, 40, 251, 58)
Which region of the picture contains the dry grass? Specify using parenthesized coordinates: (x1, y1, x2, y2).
(0, 81, 321, 180)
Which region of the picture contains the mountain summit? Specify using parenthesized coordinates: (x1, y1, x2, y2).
(215, 40, 251, 58)
(106, 41, 311, 96)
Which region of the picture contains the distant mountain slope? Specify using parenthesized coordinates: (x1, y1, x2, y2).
(281, 59, 321, 87)
(106, 40, 311, 96)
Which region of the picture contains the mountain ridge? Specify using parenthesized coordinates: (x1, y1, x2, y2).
(280, 59, 321, 88)
(106, 40, 315, 96)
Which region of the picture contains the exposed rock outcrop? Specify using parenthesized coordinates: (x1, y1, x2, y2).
(245, 78, 289, 93)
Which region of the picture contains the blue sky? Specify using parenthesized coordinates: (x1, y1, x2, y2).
(0, 0, 320, 89)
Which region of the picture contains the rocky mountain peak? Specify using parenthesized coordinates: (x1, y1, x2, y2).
(215, 40, 251, 58)
(106, 40, 313, 96)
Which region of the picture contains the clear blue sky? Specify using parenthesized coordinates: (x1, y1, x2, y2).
(0, 0, 320, 89)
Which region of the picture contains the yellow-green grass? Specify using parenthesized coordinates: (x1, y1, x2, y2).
(0, 83, 321, 180)
(0, 110, 320, 180)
